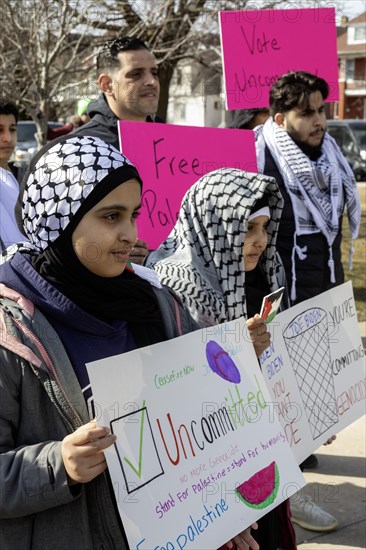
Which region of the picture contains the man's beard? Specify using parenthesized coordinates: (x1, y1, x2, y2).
(287, 129, 325, 161)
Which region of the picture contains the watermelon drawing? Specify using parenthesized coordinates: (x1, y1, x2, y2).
(236, 461, 280, 509)
(205, 340, 241, 383)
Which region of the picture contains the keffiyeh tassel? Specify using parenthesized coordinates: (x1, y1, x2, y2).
(348, 240, 355, 270)
(291, 234, 307, 302)
(328, 246, 335, 284)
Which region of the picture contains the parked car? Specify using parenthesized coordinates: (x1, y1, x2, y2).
(327, 119, 366, 181)
(14, 120, 64, 164)
(345, 119, 366, 161)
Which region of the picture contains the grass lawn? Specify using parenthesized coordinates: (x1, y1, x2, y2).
(342, 184, 366, 321)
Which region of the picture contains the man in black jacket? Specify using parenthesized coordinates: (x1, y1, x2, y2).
(74, 37, 163, 263)
(255, 71, 360, 534)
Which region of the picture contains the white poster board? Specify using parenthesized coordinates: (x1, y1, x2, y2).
(259, 281, 366, 464)
(87, 317, 304, 550)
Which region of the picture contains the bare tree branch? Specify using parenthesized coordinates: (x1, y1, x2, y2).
(0, 0, 348, 131)
(0, 0, 101, 146)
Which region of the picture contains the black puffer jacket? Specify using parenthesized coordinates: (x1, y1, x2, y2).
(72, 94, 164, 150)
(264, 146, 344, 305)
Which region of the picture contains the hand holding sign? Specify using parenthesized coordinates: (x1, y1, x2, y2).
(61, 420, 116, 485)
(246, 287, 285, 358)
(227, 523, 259, 550)
(246, 314, 271, 357)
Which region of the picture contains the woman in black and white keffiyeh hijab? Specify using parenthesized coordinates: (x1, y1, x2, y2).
(0, 135, 267, 550)
(146, 168, 289, 329)
(146, 171, 297, 550)
(0, 135, 202, 550)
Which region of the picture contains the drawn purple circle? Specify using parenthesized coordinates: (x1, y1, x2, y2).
(205, 340, 241, 383)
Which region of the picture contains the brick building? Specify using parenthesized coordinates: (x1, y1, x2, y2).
(336, 12, 366, 119)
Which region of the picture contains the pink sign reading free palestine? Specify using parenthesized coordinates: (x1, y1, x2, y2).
(220, 7, 339, 110)
(119, 121, 257, 249)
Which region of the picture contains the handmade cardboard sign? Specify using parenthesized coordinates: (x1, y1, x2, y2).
(259, 281, 365, 464)
(87, 317, 304, 550)
(119, 121, 257, 248)
(219, 7, 339, 109)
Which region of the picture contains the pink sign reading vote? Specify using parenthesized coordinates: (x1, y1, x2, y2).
(220, 7, 339, 110)
(119, 121, 257, 249)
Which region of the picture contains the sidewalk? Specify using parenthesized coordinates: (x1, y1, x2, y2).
(294, 322, 366, 550)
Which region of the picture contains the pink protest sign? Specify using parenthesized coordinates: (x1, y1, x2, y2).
(119, 121, 257, 249)
(219, 7, 339, 110)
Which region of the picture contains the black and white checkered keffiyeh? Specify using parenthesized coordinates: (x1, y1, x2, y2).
(146, 169, 285, 327)
(256, 118, 361, 298)
(1, 135, 136, 262)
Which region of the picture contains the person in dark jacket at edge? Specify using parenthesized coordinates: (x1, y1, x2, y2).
(255, 70, 361, 534)
(73, 36, 163, 265)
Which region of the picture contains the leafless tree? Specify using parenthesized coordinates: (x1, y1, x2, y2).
(85, 0, 263, 119)
(0, 0, 347, 144)
(0, 0, 100, 147)
(87, 0, 346, 119)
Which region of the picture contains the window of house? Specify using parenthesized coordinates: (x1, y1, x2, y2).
(346, 59, 355, 80)
(354, 26, 366, 42)
(347, 25, 366, 44)
(175, 103, 186, 119)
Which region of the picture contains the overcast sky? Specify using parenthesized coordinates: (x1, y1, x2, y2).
(339, 0, 365, 18)
(252, 1, 365, 20)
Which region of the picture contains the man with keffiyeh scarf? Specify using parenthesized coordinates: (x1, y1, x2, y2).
(255, 71, 360, 306)
(255, 70, 361, 535)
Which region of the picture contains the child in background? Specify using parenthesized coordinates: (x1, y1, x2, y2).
(0, 96, 27, 250)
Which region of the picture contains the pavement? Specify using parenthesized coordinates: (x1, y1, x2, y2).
(294, 321, 366, 550)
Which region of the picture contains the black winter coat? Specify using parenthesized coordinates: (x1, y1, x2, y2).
(72, 94, 164, 150)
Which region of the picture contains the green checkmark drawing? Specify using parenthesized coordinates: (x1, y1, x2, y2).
(124, 400, 146, 478)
